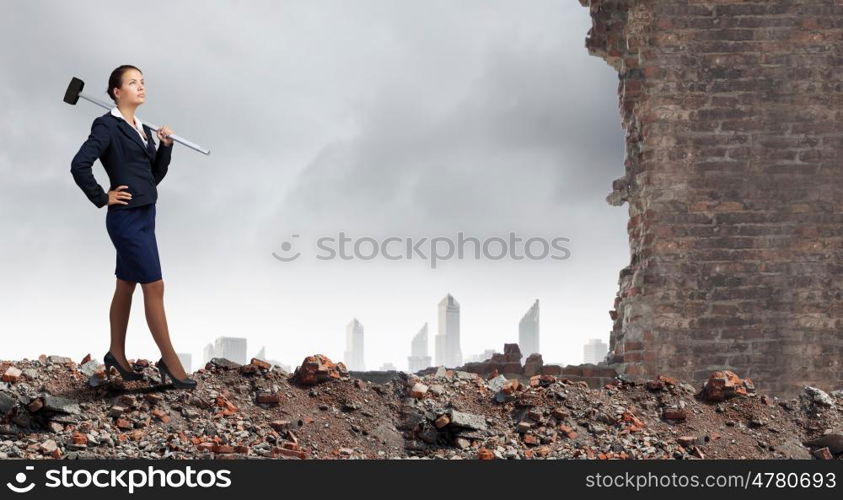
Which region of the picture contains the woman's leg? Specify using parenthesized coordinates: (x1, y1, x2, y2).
(109, 278, 137, 371)
(141, 279, 189, 380)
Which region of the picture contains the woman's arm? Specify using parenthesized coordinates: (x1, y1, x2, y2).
(70, 117, 111, 208)
(152, 141, 172, 185)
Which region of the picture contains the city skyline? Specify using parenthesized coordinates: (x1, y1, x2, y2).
(156, 294, 611, 373)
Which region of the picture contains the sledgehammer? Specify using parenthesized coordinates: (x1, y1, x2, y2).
(63, 76, 210, 156)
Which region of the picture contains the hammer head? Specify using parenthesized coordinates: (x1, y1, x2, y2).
(63, 77, 85, 105)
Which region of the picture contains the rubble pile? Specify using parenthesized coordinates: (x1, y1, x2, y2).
(460, 343, 526, 377)
(1, 355, 841, 460)
(456, 343, 617, 388)
(699, 370, 755, 402)
(291, 355, 349, 386)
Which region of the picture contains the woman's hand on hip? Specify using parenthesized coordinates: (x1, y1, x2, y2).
(107, 185, 132, 206)
(157, 125, 174, 147)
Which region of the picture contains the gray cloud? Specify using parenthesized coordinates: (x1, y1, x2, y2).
(274, 35, 623, 236)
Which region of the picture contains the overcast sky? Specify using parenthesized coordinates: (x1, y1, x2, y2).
(0, 0, 628, 372)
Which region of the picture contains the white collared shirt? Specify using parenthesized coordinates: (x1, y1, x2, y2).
(110, 106, 151, 147)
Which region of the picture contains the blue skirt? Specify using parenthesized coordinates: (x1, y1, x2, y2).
(105, 203, 162, 284)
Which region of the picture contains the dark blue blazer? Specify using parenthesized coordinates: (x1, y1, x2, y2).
(70, 111, 173, 210)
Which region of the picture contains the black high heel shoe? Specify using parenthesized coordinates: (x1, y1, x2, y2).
(156, 358, 197, 389)
(103, 351, 145, 382)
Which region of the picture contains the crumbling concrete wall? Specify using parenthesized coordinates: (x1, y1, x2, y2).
(580, 0, 843, 397)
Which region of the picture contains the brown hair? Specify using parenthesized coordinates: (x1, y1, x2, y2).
(106, 65, 142, 104)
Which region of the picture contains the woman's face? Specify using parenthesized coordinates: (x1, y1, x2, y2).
(114, 69, 145, 106)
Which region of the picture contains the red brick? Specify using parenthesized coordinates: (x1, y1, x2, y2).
(115, 418, 133, 430)
(151, 409, 170, 423)
(144, 393, 163, 404)
(662, 408, 687, 422)
(255, 393, 281, 405)
(274, 447, 307, 459)
(2, 366, 22, 383)
(558, 425, 577, 439)
(410, 383, 428, 399)
(250, 358, 271, 370)
(500, 379, 520, 395)
(434, 415, 450, 429)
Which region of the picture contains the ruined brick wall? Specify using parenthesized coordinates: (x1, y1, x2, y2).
(580, 0, 843, 397)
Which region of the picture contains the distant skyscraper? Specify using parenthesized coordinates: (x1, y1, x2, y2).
(435, 294, 462, 367)
(213, 337, 248, 365)
(344, 318, 365, 371)
(176, 353, 192, 374)
(379, 362, 397, 371)
(408, 323, 432, 372)
(584, 338, 608, 364)
(202, 343, 215, 365)
(518, 299, 540, 362)
(434, 334, 446, 368)
(254, 346, 267, 361)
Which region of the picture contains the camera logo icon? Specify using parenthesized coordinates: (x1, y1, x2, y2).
(6, 465, 36, 493)
(272, 234, 301, 262)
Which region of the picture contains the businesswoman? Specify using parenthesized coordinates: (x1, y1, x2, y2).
(70, 64, 196, 389)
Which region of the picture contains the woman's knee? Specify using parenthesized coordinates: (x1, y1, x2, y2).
(141, 279, 164, 294)
(116, 278, 137, 293)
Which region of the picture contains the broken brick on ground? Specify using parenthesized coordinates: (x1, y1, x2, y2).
(0, 354, 841, 460)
